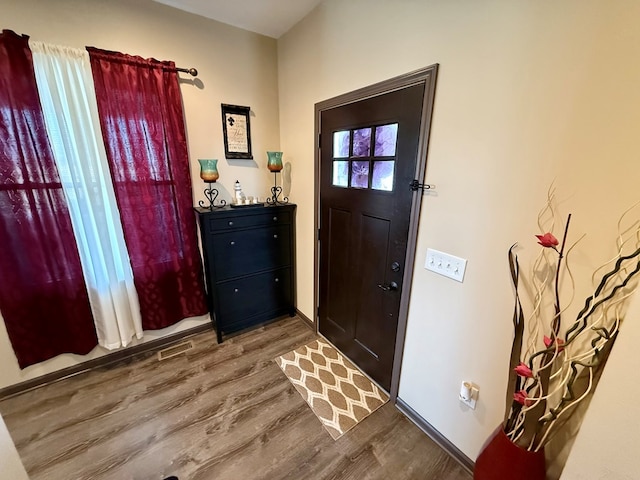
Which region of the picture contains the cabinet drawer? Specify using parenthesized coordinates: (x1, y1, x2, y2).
(216, 268, 292, 324)
(211, 224, 291, 280)
(209, 209, 291, 232)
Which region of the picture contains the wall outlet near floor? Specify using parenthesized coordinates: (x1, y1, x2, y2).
(425, 248, 467, 282)
(459, 381, 479, 409)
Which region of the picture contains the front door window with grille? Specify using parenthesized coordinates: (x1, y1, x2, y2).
(331, 123, 398, 192)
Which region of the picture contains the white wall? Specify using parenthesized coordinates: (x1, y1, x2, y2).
(278, 0, 640, 474)
(0, 0, 280, 389)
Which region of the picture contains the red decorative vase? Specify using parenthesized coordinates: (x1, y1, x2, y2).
(474, 428, 545, 480)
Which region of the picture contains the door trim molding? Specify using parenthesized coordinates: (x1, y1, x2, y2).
(313, 64, 439, 401)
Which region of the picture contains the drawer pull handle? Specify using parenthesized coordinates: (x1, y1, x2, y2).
(230, 241, 235, 245)
(273, 234, 278, 239)
(275, 278, 279, 282)
(273, 216, 278, 221)
(228, 221, 234, 226)
(234, 288, 239, 293)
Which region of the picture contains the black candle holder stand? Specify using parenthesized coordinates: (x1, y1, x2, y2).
(199, 182, 227, 210)
(266, 171, 289, 205)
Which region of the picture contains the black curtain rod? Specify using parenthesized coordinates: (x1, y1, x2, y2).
(176, 67, 198, 77)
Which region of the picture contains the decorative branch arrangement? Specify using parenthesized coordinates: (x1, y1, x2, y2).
(502, 189, 640, 452)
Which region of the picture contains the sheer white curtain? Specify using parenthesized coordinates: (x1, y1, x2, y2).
(30, 41, 143, 349)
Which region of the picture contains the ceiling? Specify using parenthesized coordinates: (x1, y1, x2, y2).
(152, 0, 323, 38)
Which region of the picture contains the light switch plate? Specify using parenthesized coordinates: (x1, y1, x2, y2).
(425, 248, 467, 282)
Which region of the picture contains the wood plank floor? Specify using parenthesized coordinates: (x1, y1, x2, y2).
(0, 317, 472, 480)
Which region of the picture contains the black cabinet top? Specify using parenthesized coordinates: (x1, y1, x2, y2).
(195, 204, 297, 233)
(195, 204, 296, 216)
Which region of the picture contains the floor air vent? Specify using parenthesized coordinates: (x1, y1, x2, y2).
(157, 340, 194, 361)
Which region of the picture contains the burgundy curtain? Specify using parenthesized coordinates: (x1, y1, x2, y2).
(0, 30, 98, 368)
(87, 48, 207, 330)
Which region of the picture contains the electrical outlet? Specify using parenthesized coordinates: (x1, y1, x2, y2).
(459, 382, 479, 409)
(425, 248, 467, 282)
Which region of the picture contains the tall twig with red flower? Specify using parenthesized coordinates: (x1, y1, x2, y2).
(501, 191, 640, 452)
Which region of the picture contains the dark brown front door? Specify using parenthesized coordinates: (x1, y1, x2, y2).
(319, 83, 425, 391)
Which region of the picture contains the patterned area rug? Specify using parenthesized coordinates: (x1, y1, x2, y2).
(275, 339, 388, 440)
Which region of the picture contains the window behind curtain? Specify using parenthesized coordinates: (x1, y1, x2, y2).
(0, 30, 98, 368)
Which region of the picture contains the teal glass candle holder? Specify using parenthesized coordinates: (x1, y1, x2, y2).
(267, 151, 283, 172)
(198, 159, 219, 182)
(197, 159, 225, 210)
(266, 151, 288, 205)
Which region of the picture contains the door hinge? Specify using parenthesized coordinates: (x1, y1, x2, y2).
(318, 133, 321, 145)
(410, 180, 435, 192)
(317, 306, 320, 318)
(317, 228, 321, 241)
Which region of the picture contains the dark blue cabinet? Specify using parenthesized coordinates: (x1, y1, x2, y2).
(196, 205, 296, 342)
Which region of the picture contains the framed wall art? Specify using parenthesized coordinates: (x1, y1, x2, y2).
(221, 104, 253, 159)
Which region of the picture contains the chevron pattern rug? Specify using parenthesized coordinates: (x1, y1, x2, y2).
(275, 339, 388, 440)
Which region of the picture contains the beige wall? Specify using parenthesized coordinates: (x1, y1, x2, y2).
(278, 0, 640, 474)
(0, 413, 29, 480)
(561, 297, 640, 479)
(0, 0, 280, 389)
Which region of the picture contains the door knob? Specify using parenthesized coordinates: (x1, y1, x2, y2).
(377, 281, 398, 291)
